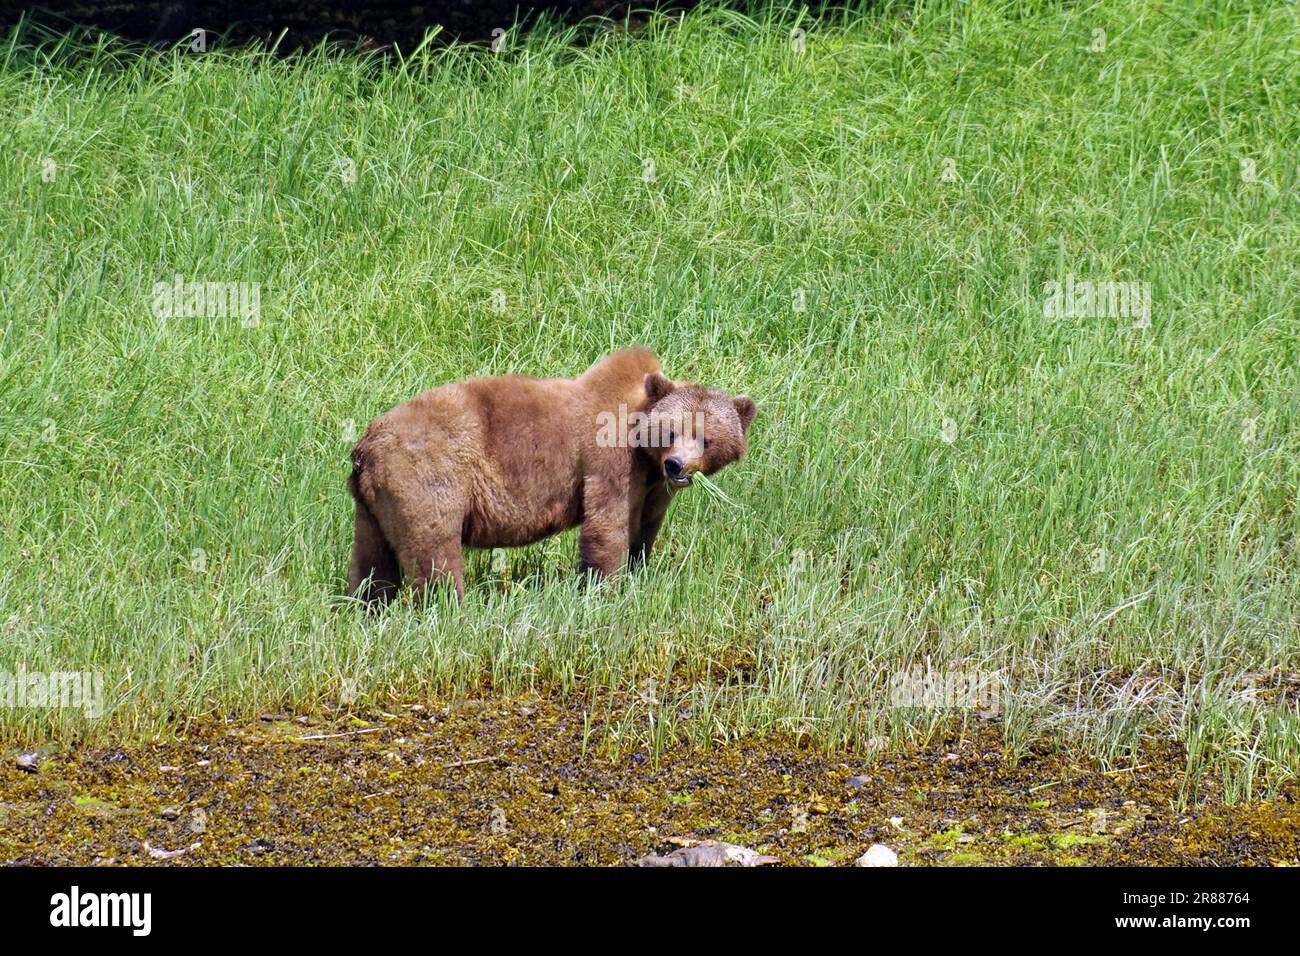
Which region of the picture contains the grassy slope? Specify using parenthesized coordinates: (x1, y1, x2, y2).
(0, 1, 1296, 797)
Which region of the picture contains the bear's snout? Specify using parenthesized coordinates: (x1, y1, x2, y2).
(664, 455, 690, 485)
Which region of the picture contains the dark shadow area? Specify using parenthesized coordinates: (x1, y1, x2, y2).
(1, 1, 835, 50)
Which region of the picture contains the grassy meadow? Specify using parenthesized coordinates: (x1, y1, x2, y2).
(0, 0, 1296, 800)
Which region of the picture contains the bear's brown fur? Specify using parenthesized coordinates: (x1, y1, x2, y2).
(347, 348, 757, 603)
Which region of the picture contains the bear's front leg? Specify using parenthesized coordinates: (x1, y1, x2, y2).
(578, 516, 630, 580)
(578, 473, 632, 580)
(629, 482, 673, 570)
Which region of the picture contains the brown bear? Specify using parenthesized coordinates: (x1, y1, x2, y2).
(347, 348, 757, 603)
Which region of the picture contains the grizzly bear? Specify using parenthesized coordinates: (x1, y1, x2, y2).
(347, 348, 757, 603)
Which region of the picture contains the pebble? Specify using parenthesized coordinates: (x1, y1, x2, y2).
(856, 843, 899, 867)
(637, 840, 778, 868)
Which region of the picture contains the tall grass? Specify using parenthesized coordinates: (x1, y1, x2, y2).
(0, 0, 1296, 799)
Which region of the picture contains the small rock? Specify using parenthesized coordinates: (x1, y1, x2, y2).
(846, 774, 872, 788)
(888, 816, 905, 829)
(16, 753, 38, 773)
(188, 808, 208, 834)
(636, 840, 778, 868)
(159, 806, 182, 820)
(144, 841, 200, 860)
(488, 806, 508, 835)
(856, 843, 899, 867)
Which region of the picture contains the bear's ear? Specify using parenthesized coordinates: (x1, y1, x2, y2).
(733, 396, 757, 432)
(644, 371, 676, 404)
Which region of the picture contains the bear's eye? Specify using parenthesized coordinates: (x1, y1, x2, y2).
(702, 438, 712, 450)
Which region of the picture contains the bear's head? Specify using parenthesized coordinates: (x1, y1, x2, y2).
(642, 371, 757, 488)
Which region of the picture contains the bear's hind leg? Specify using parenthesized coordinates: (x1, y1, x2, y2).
(349, 497, 402, 605)
(402, 537, 465, 602)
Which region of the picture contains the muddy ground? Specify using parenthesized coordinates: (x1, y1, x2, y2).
(3, 695, 1297, 866)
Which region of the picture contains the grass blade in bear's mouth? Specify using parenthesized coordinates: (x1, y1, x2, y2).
(691, 472, 743, 507)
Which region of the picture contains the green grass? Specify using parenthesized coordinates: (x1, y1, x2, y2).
(1, 0, 1296, 800)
